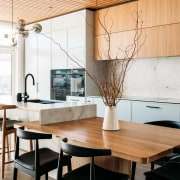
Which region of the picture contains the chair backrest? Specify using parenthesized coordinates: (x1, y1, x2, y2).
(61, 137, 111, 157)
(57, 138, 111, 180)
(17, 126, 52, 140)
(145, 120, 180, 129)
(15, 127, 52, 161)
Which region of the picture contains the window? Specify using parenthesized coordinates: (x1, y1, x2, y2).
(0, 53, 12, 95)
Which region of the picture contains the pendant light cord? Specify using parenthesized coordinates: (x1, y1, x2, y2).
(11, 0, 13, 37)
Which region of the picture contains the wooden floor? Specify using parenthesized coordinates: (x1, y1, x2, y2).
(1, 160, 151, 180)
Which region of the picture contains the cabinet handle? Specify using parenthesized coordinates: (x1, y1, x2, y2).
(70, 99, 79, 101)
(37, 82, 39, 92)
(146, 105, 160, 109)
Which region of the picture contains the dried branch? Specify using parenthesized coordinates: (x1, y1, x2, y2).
(93, 10, 145, 106)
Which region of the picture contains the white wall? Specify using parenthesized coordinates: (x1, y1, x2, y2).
(123, 56, 180, 99)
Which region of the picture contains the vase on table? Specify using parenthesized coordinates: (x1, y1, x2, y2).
(102, 106, 120, 131)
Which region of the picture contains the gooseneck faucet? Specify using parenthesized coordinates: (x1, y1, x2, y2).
(24, 73, 35, 102)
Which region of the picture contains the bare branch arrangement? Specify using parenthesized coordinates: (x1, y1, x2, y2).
(41, 10, 144, 107)
(92, 10, 144, 106)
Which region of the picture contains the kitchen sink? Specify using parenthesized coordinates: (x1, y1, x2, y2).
(27, 99, 64, 104)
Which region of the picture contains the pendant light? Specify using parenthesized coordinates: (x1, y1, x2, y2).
(11, 0, 17, 46)
(4, 0, 42, 46)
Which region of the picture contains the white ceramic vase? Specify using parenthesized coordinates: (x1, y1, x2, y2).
(102, 106, 120, 131)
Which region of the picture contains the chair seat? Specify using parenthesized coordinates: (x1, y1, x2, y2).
(0, 119, 20, 131)
(153, 153, 180, 166)
(62, 163, 129, 180)
(15, 148, 59, 171)
(144, 162, 180, 180)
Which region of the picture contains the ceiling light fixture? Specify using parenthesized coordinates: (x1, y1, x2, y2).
(5, 0, 42, 46)
(16, 18, 42, 39)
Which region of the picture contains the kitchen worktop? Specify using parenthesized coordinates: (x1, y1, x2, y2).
(0, 95, 96, 125)
(88, 95, 180, 104)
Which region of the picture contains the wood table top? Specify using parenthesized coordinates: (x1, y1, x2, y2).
(15, 117, 180, 164)
(0, 104, 16, 110)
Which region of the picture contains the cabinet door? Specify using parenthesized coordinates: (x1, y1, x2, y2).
(93, 97, 105, 117)
(117, 99, 131, 121)
(67, 27, 85, 68)
(94, 1, 138, 60)
(37, 33, 51, 99)
(132, 101, 180, 123)
(138, 23, 180, 58)
(51, 30, 68, 69)
(94, 30, 137, 60)
(138, 0, 180, 28)
(25, 34, 38, 98)
(94, 1, 137, 35)
(66, 96, 85, 103)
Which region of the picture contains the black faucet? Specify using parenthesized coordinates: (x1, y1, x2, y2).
(24, 73, 35, 102)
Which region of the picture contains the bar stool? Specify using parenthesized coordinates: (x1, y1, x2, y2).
(0, 104, 18, 178)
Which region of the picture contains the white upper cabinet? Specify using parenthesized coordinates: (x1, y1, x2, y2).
(51, 10, 86, 69)
(25, 9, 99, 99)
(25, 34, 38, 99)
(51, 10, 85, 31)
(51, 30, 68, 69)
(25, 19, 51, 99)
(37, 33, 51, 99)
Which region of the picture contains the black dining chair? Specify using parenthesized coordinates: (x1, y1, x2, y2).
(144, 161, 180, 180)
(57, 137, 129, 180)
(13, 127, 72, 180)
(131, 120, 180, 180)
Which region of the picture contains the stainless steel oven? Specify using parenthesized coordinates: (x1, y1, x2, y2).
(51, 68, 85, 100)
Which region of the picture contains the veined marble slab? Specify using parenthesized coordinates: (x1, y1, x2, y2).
(39, 103, 96, 124)
(15, 101, 96, 124)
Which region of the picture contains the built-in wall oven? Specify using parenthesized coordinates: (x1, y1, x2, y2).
(51, 68, 85, 100)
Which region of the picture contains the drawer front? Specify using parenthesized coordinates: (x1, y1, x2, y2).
(66, 96, 85, 103)
(117, 99, 131, 121)
(132, 101, 180, 123)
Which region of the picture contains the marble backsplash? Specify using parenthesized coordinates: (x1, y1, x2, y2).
(123, 56, 180, 100)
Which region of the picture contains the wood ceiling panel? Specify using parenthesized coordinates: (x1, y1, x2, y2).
(0, 0, 134, 24)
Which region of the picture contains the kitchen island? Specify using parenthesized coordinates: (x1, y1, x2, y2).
(0, 95, 96, 124)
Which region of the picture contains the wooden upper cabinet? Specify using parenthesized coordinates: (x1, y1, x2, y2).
(138, 23, 180, 58)
(138, 0, 180, 28)
(94, 1, 138, 35)
(94, 30, 138, 60)
(94, 1, 138, 60)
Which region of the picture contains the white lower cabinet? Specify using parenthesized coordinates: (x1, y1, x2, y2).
(86, 97, 131, 121)
(66, 96, 86, 103)
(131, 101, 180, 123)
(117, 99, 131, 121)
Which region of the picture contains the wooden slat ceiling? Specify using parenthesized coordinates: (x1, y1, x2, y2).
(0, 0, 134, 24)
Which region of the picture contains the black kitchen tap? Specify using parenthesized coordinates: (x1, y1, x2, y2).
(24, 73, 35, 102)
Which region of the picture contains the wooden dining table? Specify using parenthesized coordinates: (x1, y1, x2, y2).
(15, 117, 180, 176)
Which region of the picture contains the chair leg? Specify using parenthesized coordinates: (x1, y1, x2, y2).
(35, 176, 41, 180)
(45, 173, 48, 180)
(151, 162, 154, 170)
(6, 135, 10, 159)
(67, 159, 72, 172)
(1, 133, 6, 179)
(13, 167, 18, 180)
(131, 162, 136, 180)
